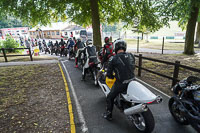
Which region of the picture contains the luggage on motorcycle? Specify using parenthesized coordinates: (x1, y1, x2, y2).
(106, 77, 116, 89)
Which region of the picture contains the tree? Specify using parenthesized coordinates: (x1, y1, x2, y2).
(164, 0, 200, 55)
(0, 0, 170, 50)
(0, 17, 28, 28)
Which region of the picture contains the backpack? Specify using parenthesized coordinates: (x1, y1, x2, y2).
(105, 42, 113, 55)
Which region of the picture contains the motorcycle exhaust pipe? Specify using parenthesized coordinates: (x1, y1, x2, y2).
(124, 104, 148, 116)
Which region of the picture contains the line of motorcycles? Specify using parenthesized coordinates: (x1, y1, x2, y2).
(65, 45, 200, 132)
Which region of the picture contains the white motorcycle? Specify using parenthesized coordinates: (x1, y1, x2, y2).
(98, 72, 162, 133)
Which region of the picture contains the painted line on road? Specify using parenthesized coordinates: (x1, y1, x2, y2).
(59, 63, 76, 133)
(136, 78, 170, 98)
(61, 61, 88, 133)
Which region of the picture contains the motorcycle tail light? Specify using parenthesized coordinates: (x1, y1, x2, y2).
(89, 62, 95, 66)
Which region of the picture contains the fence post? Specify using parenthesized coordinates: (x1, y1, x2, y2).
(172, 61, 180, 87)
(2, 48, 8, 62)
(162, 37, 165, 54)
(137, 36, 139, 53)
(138, 54, 142, 76)
(29, 48, 33, 61)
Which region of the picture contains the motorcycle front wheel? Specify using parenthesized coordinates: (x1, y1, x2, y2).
(168, 97, 189, 125)
(128, 108, 155, 133)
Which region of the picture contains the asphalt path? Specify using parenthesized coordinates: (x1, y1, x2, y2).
(61, 58, 197, 133)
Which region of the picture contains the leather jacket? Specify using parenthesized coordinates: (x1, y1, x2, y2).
(107, 52, 135, 83)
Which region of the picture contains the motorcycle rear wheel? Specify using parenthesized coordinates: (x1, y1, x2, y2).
(93, 70, 98, 86)
(168, 97, 189, 125)
(128, 108, 155, 133)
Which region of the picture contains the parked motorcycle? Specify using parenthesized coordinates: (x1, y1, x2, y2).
(169, 76, 200, 132)
(98, 72, 162, 133)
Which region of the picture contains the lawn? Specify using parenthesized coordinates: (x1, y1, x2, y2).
(0, 53, 57, 62)
(125, 38, 200, 51)
(0, 64, 70, 132)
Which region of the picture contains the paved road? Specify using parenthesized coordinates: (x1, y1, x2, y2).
(61, 58, 197, 133)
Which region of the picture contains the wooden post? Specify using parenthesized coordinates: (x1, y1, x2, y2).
(138, 54, 142, 77)
(172, 61, 180, 87)
(162, 37, 165, 54)
(137, 36, 139, 53)
(2, 48, 8, 62)
(29, 48, 33, 61)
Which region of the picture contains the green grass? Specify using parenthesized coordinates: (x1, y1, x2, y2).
(0, 54, 57, 62)
(125, 38, 200, 51)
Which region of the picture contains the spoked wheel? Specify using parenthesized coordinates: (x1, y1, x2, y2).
(128, 108, 155, 133)
(168, 97, 189, 125)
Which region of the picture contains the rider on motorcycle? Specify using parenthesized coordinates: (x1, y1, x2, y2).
(101, 37, 114, 66)
(74, 38, 85, 68)
(59, 38, 65, 57)
(81, 39, 98, 81)
(103, 40, 135, 121)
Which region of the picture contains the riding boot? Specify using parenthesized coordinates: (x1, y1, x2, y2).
(75, 58, 78, 68)
(102, 110, 112, 121)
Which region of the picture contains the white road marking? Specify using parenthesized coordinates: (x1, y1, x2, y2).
(136, 78, 171, 98)
(61, 61, 88, 133)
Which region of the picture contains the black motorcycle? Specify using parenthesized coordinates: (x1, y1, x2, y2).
(83, 56, 100, 86)
(169, 76, 200, 132)
(44, 46, 50, 54)
(68, 47, 76, 60)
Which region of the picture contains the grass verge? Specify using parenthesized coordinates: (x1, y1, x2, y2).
(0, 64, 70, 132)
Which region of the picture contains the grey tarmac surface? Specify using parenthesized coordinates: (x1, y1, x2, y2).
(61, 58, 197, 133)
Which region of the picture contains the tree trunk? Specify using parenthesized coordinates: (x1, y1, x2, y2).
(141, 32, 144, 40)
(195, 22, 200, 45)
(89, 0, 102, 50)
(184, 4, 199, 55)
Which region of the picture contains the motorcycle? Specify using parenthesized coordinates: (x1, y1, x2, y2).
(77, 50, 86, 69)
(98, 71, 162, 133)
(44, 45, 50, 54)
(68, 47, 76, 60)
(84, 55, 100, 86)
(168, 76, 200, 132)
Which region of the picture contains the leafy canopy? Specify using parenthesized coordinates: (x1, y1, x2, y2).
(0, 0, 171, 32)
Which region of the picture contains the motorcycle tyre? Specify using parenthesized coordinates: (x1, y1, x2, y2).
(168, 97, 189, 125)
(93, 69, 98, 86)
(130, 108, 155, 133)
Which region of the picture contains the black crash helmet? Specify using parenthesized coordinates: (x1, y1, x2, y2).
(114, 40, 127, 53)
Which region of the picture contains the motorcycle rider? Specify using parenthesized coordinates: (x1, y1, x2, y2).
(81, 39, 98, 81)
(74, 38, 85, 68)
(102, 37, 114, 66)
(103, 40, 135, 121)
(59, 38, 65, 57)
(67, 38, 75, 58)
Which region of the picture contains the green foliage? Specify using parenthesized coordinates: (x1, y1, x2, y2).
(1, 35, 20, 53)
(102, 24, 117, 32)
(0, 17, 29, 28)
(162, 0, 200, 29)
